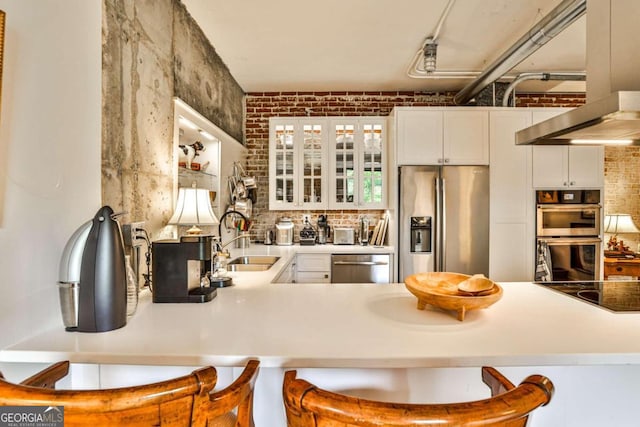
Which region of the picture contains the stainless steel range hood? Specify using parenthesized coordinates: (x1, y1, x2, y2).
(516, 91, 640, 145)
(517, 0, 640, 145)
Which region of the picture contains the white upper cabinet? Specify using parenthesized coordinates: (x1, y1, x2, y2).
(329, 118, 387, 210)
(269, 117, 386, 210)
(269, 118, 328, 210)
(395, 109, 488, 165)
(396, 110, 443, 165)
(443, 110, 489, 165)
(532, 145, 604, 188)
(530, 109, 604, 189)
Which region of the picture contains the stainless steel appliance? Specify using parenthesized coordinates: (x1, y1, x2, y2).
(331, 254, 391, 283)
(333, 228, 355, 245)
(536, 237, 601, 281)
(535, 190, 602, 282)
(317, 215, 330, 244)
(57, 206, 128, 332)
(536, 190, 601, 237)
(275, 217, 294, 245)
(152, 235, 217, 303)
(299, 218, 316, 246)
(398, 165, 489, 281)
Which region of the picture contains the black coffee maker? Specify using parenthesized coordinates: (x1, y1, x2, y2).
(317, 215, 330, 244)
(152, 235, 217, 303)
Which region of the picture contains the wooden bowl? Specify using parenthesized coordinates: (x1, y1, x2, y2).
(404, 272, 503, 321)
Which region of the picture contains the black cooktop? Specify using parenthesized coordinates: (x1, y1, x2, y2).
(535, 281, 640, 312)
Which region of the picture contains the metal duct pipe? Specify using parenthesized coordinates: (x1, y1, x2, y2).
(453, 0, 586, 105)
(502, 72, 586, 107)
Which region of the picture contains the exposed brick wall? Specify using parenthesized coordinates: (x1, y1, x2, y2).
(245, 91, 638, 246)
(514, 93, 586, 107)
(245, 91, 457, 242)
(604, 147, 640, 252)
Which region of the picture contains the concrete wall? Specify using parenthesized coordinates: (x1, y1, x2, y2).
(0, 0, 102, 347)
(102, 0, 245, 238)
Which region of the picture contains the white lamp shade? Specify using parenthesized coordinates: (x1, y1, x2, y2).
(169, 187, 219, 226)
(604, 214, 640, 234)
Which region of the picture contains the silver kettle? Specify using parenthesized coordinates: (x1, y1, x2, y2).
(57, 206, 128, 332)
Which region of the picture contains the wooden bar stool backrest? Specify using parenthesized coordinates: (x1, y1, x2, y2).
(283, 366, 554, 427)
(0, 359, 259, 427)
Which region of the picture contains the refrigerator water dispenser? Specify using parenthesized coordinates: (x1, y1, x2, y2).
(410, 216, 431, 253)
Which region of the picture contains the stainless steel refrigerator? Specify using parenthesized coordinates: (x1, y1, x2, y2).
(398, 165, 489, 281)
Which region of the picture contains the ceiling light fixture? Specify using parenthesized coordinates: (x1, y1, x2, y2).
(406, 0, 457, 78)
(422, 38, 438, 73)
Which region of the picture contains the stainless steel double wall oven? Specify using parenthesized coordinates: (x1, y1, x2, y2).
(535, 190, 601, 281)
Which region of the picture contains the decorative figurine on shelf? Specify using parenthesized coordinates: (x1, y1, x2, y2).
(178, 141, 205, 170)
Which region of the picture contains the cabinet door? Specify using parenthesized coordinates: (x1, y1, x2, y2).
(330, 120, 358, 209)
(269, 120, 297, 209)
(568, 146, 604, 188)
(532, 146, 569, 188)
(359, 120, 386, 209)
(299, 122, 328, 209)
(443, 110, 489, 165)
(396, 110, 443, 165)
(489, 110, 534, 281)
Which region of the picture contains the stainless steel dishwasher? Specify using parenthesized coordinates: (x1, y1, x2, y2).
(331, 254, 392, 284)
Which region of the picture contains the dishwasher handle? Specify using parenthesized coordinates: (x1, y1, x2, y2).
(332, 261, 389, 266)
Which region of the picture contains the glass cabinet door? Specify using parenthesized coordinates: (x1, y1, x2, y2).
(272, 123, 296, 207)
(332, 123, 357, 208)
(360, 122, 384, 207)
(300, 123, 326, 208)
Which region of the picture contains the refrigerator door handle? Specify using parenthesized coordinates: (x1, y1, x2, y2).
(435, 177, 443, 272)
(441, 177, 446, 272)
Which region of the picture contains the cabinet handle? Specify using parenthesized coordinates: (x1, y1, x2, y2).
(444, 158, 450, 163)
(324, 274, 329, 279)
(570, 181, 575, 186)
(438, 158, 443, 163)
(616, 267, 623, 272)
(563, 182, 568, 186)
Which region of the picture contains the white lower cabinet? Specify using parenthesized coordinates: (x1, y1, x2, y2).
(272, 257, 296, 283)
(295, 253, 331, 283)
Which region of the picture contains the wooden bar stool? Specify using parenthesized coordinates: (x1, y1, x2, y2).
(0, 359, 259, 427)
(283, 366, 554, 426)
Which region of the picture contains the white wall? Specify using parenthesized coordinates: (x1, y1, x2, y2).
(0, 0, 102, 347)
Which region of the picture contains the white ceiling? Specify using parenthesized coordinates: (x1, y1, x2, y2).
(182, 0, 586, 94)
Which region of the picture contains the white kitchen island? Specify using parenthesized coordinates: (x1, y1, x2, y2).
(2, 245, 640, 426)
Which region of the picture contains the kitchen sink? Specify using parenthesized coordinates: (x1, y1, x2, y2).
(226, 256, 280, 272)
(227, 264, 273, 272)
(228, 256, 280, 265)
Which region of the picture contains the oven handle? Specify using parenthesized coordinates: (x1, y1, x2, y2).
(536, 237, 602, 245)
(536, 204, 601, 210)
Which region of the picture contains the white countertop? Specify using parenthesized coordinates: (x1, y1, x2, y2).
(3, 244, 640, 368)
